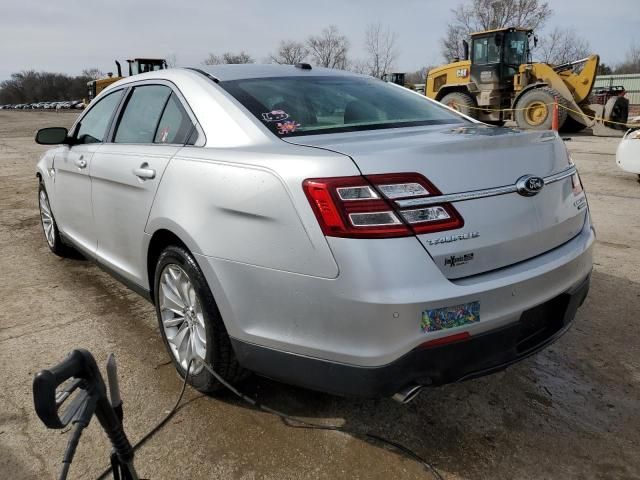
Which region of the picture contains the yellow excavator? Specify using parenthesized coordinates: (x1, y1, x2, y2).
(426, 27, 628, 135)
(86, 58, 168, 102)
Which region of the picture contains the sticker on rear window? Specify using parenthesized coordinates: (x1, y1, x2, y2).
(420, 301, 480, 333)
(276, 120, 300, 135)
(158, 127, 170, 143)
(262, 110, 289, 122)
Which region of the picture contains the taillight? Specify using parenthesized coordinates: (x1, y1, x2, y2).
(303, 173, 463, 239)
(568, 156, 584, 195)
(571, 172, 583, 195)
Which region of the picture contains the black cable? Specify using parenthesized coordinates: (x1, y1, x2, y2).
(200, 363, 444, 480)
(95, 360, 193, 480)
(95, 358, 443, 480)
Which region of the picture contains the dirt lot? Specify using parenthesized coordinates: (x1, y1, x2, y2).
(1, 111, 639, 480)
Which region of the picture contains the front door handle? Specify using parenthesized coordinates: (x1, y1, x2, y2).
(133, 163, 156, 180)
(74, 155, 87, 169)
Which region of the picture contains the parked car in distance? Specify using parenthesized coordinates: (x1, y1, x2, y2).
(617, 129, 640, 182)
(34, 65, 594, 403)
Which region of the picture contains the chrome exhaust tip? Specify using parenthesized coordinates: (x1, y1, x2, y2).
(392, 384, 423, 404)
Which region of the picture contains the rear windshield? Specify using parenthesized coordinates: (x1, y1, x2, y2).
(220, 76, 466, 137)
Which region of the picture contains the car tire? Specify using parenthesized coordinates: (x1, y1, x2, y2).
(38, 182, 78, 258)
(154, 245, 247, 393)
(514, 87, 568, 130)
(440, 92, 478, 119)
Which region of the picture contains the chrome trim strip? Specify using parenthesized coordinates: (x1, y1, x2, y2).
(395, 165, 577, 208)
(543, 165, 577, 185)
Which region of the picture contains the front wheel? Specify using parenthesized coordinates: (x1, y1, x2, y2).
(154, 245, 246, 392)
(514, 87, 568, 130)
(38, 182, 77, 258)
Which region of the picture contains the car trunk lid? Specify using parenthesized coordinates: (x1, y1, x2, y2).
(286, 125, 587, 278)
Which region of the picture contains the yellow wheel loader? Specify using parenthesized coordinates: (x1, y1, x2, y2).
(86, 58, 168, 102)
(426, 27, 629, 136)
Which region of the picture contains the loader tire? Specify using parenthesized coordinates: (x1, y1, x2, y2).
(560, 115, 588, 133)
(440, 92, 478, 119)
(515, 87, 568, 130)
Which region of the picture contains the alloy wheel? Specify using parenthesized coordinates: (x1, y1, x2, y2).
(158, 264, 207, 374)
(39, 189, 55, 248)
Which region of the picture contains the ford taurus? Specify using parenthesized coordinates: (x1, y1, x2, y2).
(35, 64, 593, 402)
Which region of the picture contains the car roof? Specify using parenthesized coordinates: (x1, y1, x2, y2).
(194, 63, 360, 82)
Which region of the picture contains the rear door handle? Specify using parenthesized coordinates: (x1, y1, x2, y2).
(74, 155, 87, 169)
(133, 162, 156, 180)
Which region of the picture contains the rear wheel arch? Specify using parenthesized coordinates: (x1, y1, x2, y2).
(147, 229, 190, 301)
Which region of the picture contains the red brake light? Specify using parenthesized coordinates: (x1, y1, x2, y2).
(303, 173, 464, 239)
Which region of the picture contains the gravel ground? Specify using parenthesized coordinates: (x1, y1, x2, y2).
(1, 111, 639, 480)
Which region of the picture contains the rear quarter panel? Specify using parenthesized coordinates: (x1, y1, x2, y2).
(145, 144, 358, 279)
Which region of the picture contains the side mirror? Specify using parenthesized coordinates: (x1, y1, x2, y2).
(35, 127, 69, 145)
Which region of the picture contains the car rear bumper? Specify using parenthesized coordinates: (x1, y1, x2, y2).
(231, 273, 590, 397)
(196, 215, 594, 369)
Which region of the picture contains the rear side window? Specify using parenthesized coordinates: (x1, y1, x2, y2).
(114, 85, 171, 144)
(154, 93, 195, 144)
(76, 90, 124, 144)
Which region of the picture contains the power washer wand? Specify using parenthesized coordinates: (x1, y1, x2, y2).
(33, 349, 138, 480)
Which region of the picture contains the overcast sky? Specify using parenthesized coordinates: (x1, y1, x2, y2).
(0, 0, 638, 81)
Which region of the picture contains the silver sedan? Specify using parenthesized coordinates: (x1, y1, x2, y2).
(35, 64, 593, 402)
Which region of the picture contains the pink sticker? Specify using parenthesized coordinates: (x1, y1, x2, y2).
(159, 127, 170, 143)
(276, 120, 300, 135)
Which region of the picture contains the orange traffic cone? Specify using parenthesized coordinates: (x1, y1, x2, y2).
(551, 96, 559, 131)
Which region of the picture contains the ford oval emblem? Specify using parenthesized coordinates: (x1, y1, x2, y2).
(516, 175, 544, 197)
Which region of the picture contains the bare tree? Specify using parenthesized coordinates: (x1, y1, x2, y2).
(307, 25, 349, 69)
(536, 27, 590, 65)
(440, 0, 552, 61)
(81, 68, 104, 80)
(441, 24, 468, 63)
(347, 59, 370, 75)
(0, 70, 94, 103)
(363, 23, 398, 78)
(270, 40, 308, 65)
(203, 51, 254, 65)
(404, 66, 432, 85)
(616, 42, 640, 74)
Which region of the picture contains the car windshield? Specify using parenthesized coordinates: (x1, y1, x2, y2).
(220, 75, 466, 137)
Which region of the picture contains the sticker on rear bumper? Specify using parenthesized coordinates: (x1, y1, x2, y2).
(420, 301, 480, 333)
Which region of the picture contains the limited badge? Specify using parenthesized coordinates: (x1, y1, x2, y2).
(420, 301, 480, 333)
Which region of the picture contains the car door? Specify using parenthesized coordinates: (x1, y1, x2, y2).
(52, 89, 124, 254)
(90, 83, 198, 288)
